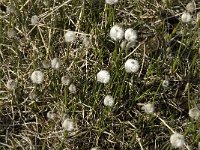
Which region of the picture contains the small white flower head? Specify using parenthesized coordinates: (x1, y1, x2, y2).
(31, 70, 44, 84)
(189, 108, 200, 120)
(51, 58, 61, 70)
(170, 132, 185, 148)
(125, 28, 137, 42)
(64, 30, 76, 43)
(61, 75, 71, 86)
(7, 29, 17, 39)
(81, 35, 91, 47)
(69, 84, 76, 93)
(42, 60, 51, 69)
(162, 80, 169, 88)
(31, 15, 39, 25)
(29, 91, 37, 100)
(124, 59, 140, 73)
(6, 79, 17, 91)
(47, 111, 56, 119)
(142, 103, 155, 114)
(104, 95, 114, 107)
(110, 25, 124, 41)
(186, 2, 195, 13)
(62, 118, 74, 131)
(6, 5, 15, 14)
(105, 0, 118, 5)
(97, 70, 110, 84)
(181, 11, 192, 23)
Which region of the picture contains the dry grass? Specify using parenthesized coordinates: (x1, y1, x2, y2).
(0, 0, 200, 149)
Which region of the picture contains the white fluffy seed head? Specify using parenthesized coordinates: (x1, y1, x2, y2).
(69, 84, 76, 93)
(162, 80, 169, 88)
(64, 30, 76, 43)
(189, 108, 200, 120)
(31, 15, 39, 25)
(186, 2, 195, 13)
(170, 133, 185, 148)
(31, 71, 44, 84)
(105, 0, 118, 5)
(110, 25, 124, 41)
(6, 79, 17, 91)
(61, 75, 71, 86)
(181, 12, 192, 23)
(125, 59, 140, 73)
(42, 60, 51, 69)
(7, 29, 16, 39)
(51, 58, 61, 70)
(125, 28, 137, 42)
(142, 103, 155, 114)
(97, 70, 110, 84)
(104, 95, 114, 107)
(47, 111, 56, 119)
(62, 118, 74, 131)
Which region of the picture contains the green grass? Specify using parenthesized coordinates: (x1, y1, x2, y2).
(0, 0, 200, 149)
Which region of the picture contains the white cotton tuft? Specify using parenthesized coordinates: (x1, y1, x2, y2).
(104, 95, 114, 107)
(31, 15, 39, 25)
(125, 28, 137, 42)
(142, 103, 155, 114)
(61, 75, 71, 86)
(110, 25, 124, 41)
(69, 84, 76, 93)
(51, 58, 61, 70)
(105, 0, 118, 5)
(170, 133, 185, 148)
(97, 70, 110, 84)
(162, 80, 169, 88)
(31, 70, 44, 84)
(181, 12, 192, 23)
(6, 79, 17, 91)
(62, 118, 74, 131)
(64, 30, 76, 43)
(189, 108, 200, 120)
(186, 2, 195, 13)
(124, 59, 140, 73)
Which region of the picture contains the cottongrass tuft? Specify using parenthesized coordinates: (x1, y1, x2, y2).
(125, 28, 137, 42)
(42, 60, 51, 69)
(64, 30, 76, 43)
(181, 12, 192, 23)
(69, 84, 76, 93)
(142, 103, 155, 114)
(170, 132, 185, 148)
(6, 79, 17, 91)
(105, 0, 118, 5)
(51, 58, 61, 70)
(162, 80, 169, 88)
(31, 15, 39, 25)
(186, 2, 195, 13)
(61, 75, 71, 86)
(188, 107, 200, 120)
(124, 59, 140, 73)
(104, 95, 114, 107)
(31, 70, 44, 84)
(110, 25, 124, 41)
(62, 118, 74, 131)
(47, 111, 56, 119)
(97, 70, 110, 84)
(7, 29, 17, 39)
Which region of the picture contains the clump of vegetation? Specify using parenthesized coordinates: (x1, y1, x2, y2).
(0, 0, 199, 149)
